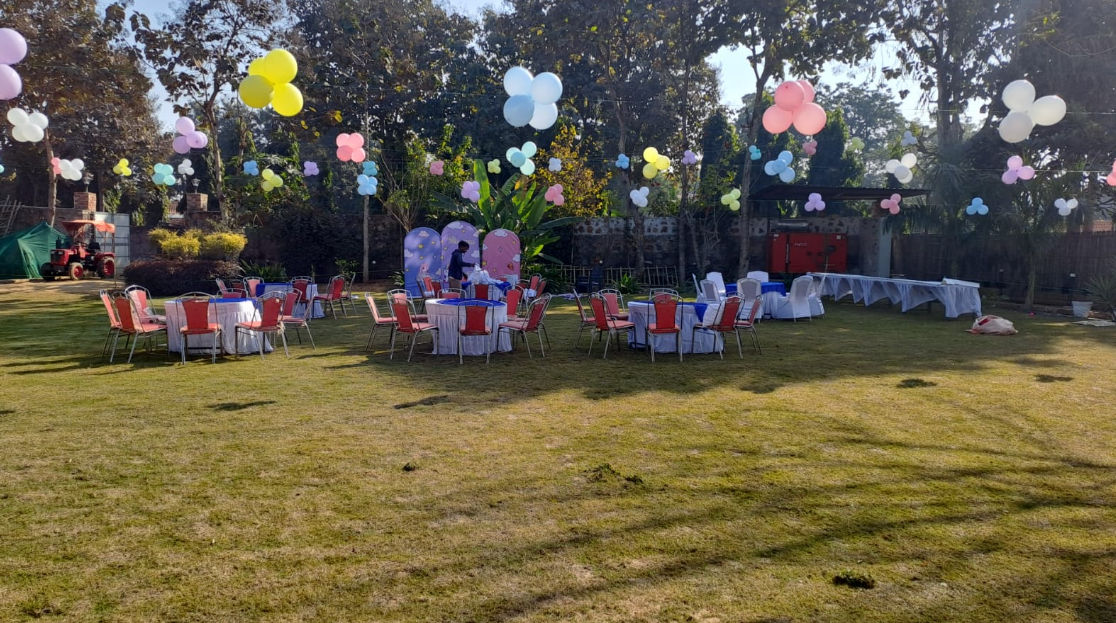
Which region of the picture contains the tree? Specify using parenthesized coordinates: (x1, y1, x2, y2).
(534, 125, 613, 219)
(805, 109, 865, 202)
(692, 108, 740, 273)
(823, 82, 909, 184)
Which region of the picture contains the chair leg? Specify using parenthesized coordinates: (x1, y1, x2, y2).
(213, 329, 220, 364)
(407, 332, 419, 362)
(679, 332, 684, 362)
(109, 332, 122, 363)
(735, 328, 744, 359)
(523, 330, 532, 358)
(602, 331, 611, 359)
(280, 330, 289, 358)
(537, 330, 545, 357)
(458, 332, 464, 365)
(366, 323, 376, 350)
(648, 327, 655, 363)
(304, 324, 315, 348)
(128, 332, 140, 363)
(389, 328, 398, 359)
(541, 324, 551, 350)
(587, 329, 595, 357)
(181, 333, 187, 365)
(256, 330, 265, 360)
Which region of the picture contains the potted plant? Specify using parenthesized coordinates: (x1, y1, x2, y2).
(1085, 262, 1116, 320)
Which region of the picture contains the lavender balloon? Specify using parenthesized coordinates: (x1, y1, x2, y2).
(0, 29, 27, 65)
(0, 64, 21, 100)
(172, 135, 190, 155)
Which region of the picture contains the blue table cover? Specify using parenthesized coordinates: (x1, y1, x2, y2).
(437, 298, 505, 307)
(639, 300, 708, 319)
(215, 297, 252, 303)
(255, 282, 293, 296)
(723, 282, 784, 296)
(461, 281, 513, 293)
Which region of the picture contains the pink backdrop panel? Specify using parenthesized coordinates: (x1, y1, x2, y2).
(481, 228, 521, 283)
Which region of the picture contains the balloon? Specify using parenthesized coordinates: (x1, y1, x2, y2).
(351, 148, 366, 163)
(520, 160, 535, 176)
(642, 162, 658, 179)
(271, 83, 304, 116)
(503, 66, 533, 96)
(528, 102, 558, 130)
(1001, 80, 1035, 112)
(643, 147, 659, 162)
(762, 106, 793, 134)
(522, 141, 537, 157)
(530, 72, 563, 104)
(239, 75, 273, 108)
(777, 150, 794, 165)
(774, 81, 805, 111)
(260, 49, 298, 85)
(172, 135, 190, 154)
(655, 155, 669, 171)
(778, 168, 795, 183)
(174, 117, 195, 134)
(1007, 155, 1023, 170)
(27, 111, 47, 129)
(797, 80, 816, 104)
(248, 58, 267, 77)
(900, 153, 917, 168)
(998, 111, 1034, 143)
(764, 161, 778, 176)
(186, 131, 208, 149)
(0, 28, 26, 65)
(792, 102, 827, 135)
(0, 64, 22, 100)
(336, 146, 352, 161)
(6, 107, 28, 125)
(1030, 95, 1066, 126)
(503, 94, 534, 127)
(1002, 170, 1019, 185)
(1018, 166, 1035, 180)
(893, 164, 911, 181)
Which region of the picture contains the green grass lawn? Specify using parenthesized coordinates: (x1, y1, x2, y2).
(1, 280, 1114, 622)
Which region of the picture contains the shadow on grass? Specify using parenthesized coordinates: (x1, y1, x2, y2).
(394, 395, 451, 409)
(897, 378, 937, 388)
(1035, 374, 1073, 383)
(207, 400, 277, 411)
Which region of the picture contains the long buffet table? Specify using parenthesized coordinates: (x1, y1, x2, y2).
(808, 273, 981, 319)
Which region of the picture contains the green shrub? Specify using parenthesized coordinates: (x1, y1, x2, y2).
(240, 259, 287, 282)
(160, 236, 201, 259)
(122, 259, 241, 296)
(148, 228, 175, 248)
(199, 232, 247, 261)
(183, 228, 203, 240)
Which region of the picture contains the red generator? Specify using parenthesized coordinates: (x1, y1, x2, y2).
(767, 232, 848, 274)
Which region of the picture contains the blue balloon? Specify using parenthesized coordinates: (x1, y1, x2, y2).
(362, 161, 378, 176)
(764, 161, 778, 176)
(510, 151, 527, 167)
(503, 94, 534, 127)
(778, 150, 794, 165)
(779, 168, 796, 183)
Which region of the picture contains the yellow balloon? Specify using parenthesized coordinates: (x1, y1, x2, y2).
(261, 168, 275, 180)
(260, 49, 298, 85)
(642, 162, 658, 179)
(239, 75, 273, 109)
(119, 158, 129, 166)
(655, 155, 670, 170)
(248, 57, 268, 78)
(271, 83, 304, 117)
(273, 176, 284, 187)
(642, 147, 659, 162)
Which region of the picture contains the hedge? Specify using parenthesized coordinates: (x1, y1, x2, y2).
(122, 259, 242, 297)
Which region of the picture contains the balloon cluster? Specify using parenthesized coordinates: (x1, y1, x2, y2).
(363, 161, 378, 177)
(335, 133, 366, 162)
(545, 184, 565, 206)
(966, 197, 989, 216)
(238, 49, 303, 116)
(260, 169, 284, 193)
(243, 160, 259, 176)
(506, 141, 537, 175)
(172, 117, 208, 154)
(1001, 156, 1035, 185)
(803, 140, 818, 157)
(8, 108, 47, 143)
(629, 186, 650, 208)
(548, 158, 562, 172)
(1106, 160, 1116, 187)
(502, 67, 562, 130)
(487, 159, 501, 174)
(998, 79, 1066, 144)
(847, 137, 865, 152)
(762, 80, 826, 136)
(885, 153, 918, 184)
(358, 161, 378, 196)
(901, 131, 917, 147)
(0, 164, 4, 174)
(151, 163, 176, 186)
(303, 161, 319, 176)
(682, 150, 699, 166)
(641, 147, 670, 179)
(1054, 198, 1078, 217)
(747, 145, 762, 161)
(429, 160, 444, 176)
(177, 158, 194, 177)
(54, 158, 85, 182)
(615, 154, 630, 169)
(804, 193, 826, 212)
(879, 193, 902, 215)
(764, 150, 796, 183)
(113, 158, 132, 177)
(720, 188, 741, 211)
(0, 28, 27, 100)
(461, 180, 480, 202)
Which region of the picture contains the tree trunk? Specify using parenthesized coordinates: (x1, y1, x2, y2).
(1024, 260, 1037, 311)
(362, 196, 370, 283)
(204, 104, 225, 222)
(737, 166, 752, 275)
(44, 129, 57, 226)
(677, 167, 690, 286)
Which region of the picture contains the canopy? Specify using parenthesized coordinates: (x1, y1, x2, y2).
(749, 185, 930, 202)
(62, 219, 116, 234)
(0, 221, 67, 279)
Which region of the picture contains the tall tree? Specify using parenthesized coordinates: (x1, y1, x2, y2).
(823, 82, 909, 184)
(805, 108, 865, 196)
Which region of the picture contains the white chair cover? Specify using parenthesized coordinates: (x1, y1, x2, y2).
(699, 279, 720, 303)
(746, 270, 769, 282)
(736, 278, 763, 319)
(705, 271, 727, 298)
(772, 275, 815, 320)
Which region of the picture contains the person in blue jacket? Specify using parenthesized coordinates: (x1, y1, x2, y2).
(447, 240, 475, 290)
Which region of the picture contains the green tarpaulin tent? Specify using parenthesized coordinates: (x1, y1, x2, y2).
(0, 221, 67, 279)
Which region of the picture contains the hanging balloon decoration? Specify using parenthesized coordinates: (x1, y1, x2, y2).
(762, 80, 826, 136)
(8, 108, 47, 143)
(177, 158, 195, 177)
(0, 28, 27, 101)
(335, 133, 366, 162)
(112, 158, 133, 177)
(548, 158, 562, 172)
(260, 168, 284, 192)
(615, 154, 630, 169)
(747, 145, 762, 161)
(487, 159, 502, 174)
(900, 131, 917, 147)
(505, 141, 537, 175)
(998, 79, 1066, 143)
(429, 160, 444, 176)
(243, 160, 260, 176)
(238, 49, 303, 116)
(965, 197, 989, 216)
(1105, 160, 1116, 187)
(1054, 198, 1078, 217)
(1001, 156, 1036, 185)
(303, 161, 319, 176)
(357, 174, 377, 196)
(58, 158, 85, 181)
(501, 67, 563, 130)
(640, 147, 670, 179)
(172, 117, 208, 154)
(461, 181, 481, 202)
(804, 193, 826, 212)
(151, 163, 176, 186)
(763, 150, 796, 183)
(544, 184, 565, 206)
(847, 137, 865, 152)
(802, 140, 818, 157)
(720, 188, 741, 211)
(681, 150, 699, 165)
(629, 186, 650, 208)
(885, 153, 917, 185)
(880, 193, 902, 215)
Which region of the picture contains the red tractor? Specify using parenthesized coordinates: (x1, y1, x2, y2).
(40, 220, 117, 280)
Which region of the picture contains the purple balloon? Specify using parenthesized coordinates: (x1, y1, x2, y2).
(0, 29, 27, 66)
(172, 135, 190, 154)
(174, 116, 195, 135)
(186, 131, 207, 149)
(0, 64, 21, 100)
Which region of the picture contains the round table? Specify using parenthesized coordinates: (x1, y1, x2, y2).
(424, 298, 512, 357)
(164, 298, 272, 354)
(627, 301, 723, 354)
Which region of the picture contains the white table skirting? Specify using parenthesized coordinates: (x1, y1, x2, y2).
(164, 300, 273, 354)
(424, 299, 512, 356)
(627, 302, 723, 354)
(260, 283, 324, 319)
(809, 273, 981, 319)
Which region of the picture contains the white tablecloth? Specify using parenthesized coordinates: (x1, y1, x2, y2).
(164, 299, 272, 354)
(424, 299, 512, 356)
(809, 273, 981, 318)
(627, 301, 722, 354)
(260, 283, 324, 319)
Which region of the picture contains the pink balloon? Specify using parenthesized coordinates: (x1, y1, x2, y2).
(553, 195, 565, 206)
(891, 194, 901, 202)
(0, 64, 22, 100)
(792, 103, 827, 135)
(797, 80, 816, 104)
(1006, 155, 1023, 170)
(1018, 166, 1035, 180)
(1107, 173, 1116, 187)
(336, 133, 350, 147)
(51, 157, 61, 175)
(1001, 170, 1018, 185)
(174, 117, 195, 135)
(336, 145, 352, 161)
(762, 105, 794, 134)
(0, 29, 27, 65)
(773, 81, 805, 111)
(172, 135, 190, 154)
(186, 131, 208, 149)
(351, 147, 366, 163)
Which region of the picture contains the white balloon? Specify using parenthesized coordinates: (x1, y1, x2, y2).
(893, 164, 911, 180)
(900, 153, 917, 168)
(72, 158, 84, 169)
(998, 111, 1035, 143)
(503, 94, 534, 127)
(885, 159, 900, 174)
(11, 124, 27, 142)
(23, 124, 44, 142)
(528, 102, 558, 130)
(1067, 198, 1078, 210)
(530, 72, 563, 105)
(1002, 79, 1036, 112)
(1054, 198, 1067, 210)
(898, 171, 914, 184)
(6, 107, 27, 125)
(28, 111, 48, 128)
(1030, 95, 1066, 126)
(503, 66, 534, 96)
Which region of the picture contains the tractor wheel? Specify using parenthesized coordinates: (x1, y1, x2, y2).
(97, 258, 116, 279)
(40, 263, 55, 281)
(68, 263, 84, 280)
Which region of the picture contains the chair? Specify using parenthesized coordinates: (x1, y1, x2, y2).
(504, 287, 523, 319)
(99, 289, 121, 359)
(646, 292, 682, 363)
(498, 294, 552, 358)
(587, 294, 635, 359)
(534, 278, 547, 297)
(421, 275, 442, 299)
(216, 278, 246, 298)
(389, 299, 439, 361)
(123, 285, 166, 324)
(243, 275, 263, 298)
(110, 294, 166, 363)
(705, 271, 727, 298)
(457, 303, 495, 364)
(598, 288, 628, 320)
(649, 287, 680, 299)
(363, 294, 396, 350)
(807, 275, 826, 318)
(572, 290, 595, 345)
(179, 294, 221, 364)
(771, 275, 815, 321)
(699, 279, 720, 303)
(746, 270, 769, 283)
(388, 290, 428, 321)
(440, 288, 465, 300)
(473, 283, 490, 300)
(735, 278, 763, 321)
(280, 290, 315, 348)
(338, 272, 358, 315)
(312, 275, 347, 318)
(691, 295, 744, 359)
(290, 276, 312, 303)
(692, 274, 702, 300)
(734, 297, 763, 353)
(235, 293, 288, 359)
